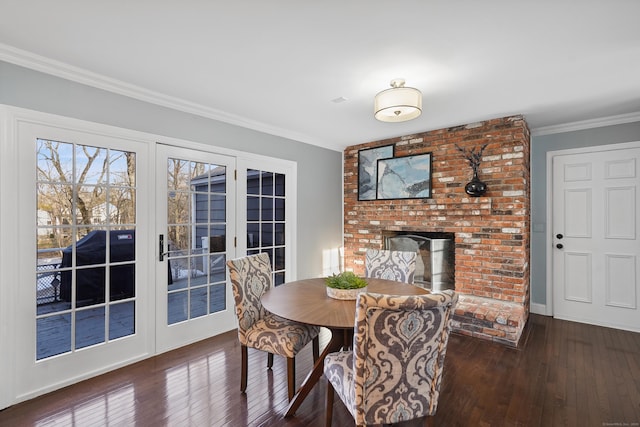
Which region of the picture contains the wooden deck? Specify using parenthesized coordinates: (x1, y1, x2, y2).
(1, 314, 639, 426)
(36, 279, 226, 360)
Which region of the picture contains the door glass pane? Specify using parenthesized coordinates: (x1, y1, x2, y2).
(275, 174, 285, 197)
(109, 149, 136, 187)
(37, 314, 71, 359)
(247, 196, 259, 221)
(76, 307, 105, 349)
(166, 158, 227, 325)
(74, 146, 107, 184)
(262, 223, 273, 246)
(210, 195, 226, 222)
(110, 301, 135, 340)
(109, 151, 136, 224)
(247, 223, 259, 248)
(35, 139, 137, 360)
(261, 197, 273, 221)
(261, 172, 273, 196)
(275, 223, 285, 246)
(190, 287, 208, 319)
(209, 254, 226, 281)
(110, 264, 135, 301)
(168, 291, 188, 323)
(77, 185, 108, 224)
(275, 198, 285, 221)
(247, 170, 286, 285)
(74, 266, 106, 307)
(209, 283, 225, 312)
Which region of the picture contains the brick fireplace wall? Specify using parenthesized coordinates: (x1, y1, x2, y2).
(343, 115, 531, 346)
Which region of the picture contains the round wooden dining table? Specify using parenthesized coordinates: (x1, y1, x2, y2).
(261, 277, 429, 417)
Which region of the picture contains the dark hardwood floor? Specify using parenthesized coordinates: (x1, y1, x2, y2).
(1, 314, 639, 426)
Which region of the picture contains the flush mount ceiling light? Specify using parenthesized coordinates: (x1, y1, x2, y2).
(374, 78, 422, 122)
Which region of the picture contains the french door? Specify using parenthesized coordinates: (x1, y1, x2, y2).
(15, 120, 152, 401)
(5, 108, 296, 407)
(155, 144, 236, 353)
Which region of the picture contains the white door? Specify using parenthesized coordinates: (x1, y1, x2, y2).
(155, 144, 237, 353)
(552, 142, 640, 332)
(15, 120, 152, 401)
(235, 157, 298, 284)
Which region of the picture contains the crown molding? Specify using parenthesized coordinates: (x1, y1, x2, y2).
(531, 111, 640, 136)
(0, 43, 340, 150)
(6, 43, 637, 150)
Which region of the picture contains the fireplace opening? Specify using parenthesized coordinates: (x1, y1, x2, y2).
(383, 231, 455, 291)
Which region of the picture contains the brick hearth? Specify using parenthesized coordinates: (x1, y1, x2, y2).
(453, 295, 526, 347)
(343, 115, 531, 346)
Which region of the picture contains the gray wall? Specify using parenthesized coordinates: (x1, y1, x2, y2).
(530, 121, 640, 307)
(0, 61, 343, 278)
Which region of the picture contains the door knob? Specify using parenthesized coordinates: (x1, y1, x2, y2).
(556, 233, 563, 239)
(556, 243, 563, 249)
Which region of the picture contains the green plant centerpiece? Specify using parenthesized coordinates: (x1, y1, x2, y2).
(325, 271, 368, 300)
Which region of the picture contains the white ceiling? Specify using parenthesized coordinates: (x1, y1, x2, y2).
(1, 1, 640, 152)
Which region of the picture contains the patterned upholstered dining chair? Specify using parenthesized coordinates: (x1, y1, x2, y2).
(323, 290, 458, 426)
(226, 253, 320, 400)
(365, 248, 417, 284)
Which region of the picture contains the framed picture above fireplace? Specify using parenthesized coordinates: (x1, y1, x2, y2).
(376, 152, 432, 199)
(358, 144, 394, 200)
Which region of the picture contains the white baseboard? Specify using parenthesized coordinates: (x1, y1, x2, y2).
(530, 303, 550, 316)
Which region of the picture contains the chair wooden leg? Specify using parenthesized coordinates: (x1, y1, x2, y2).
(313, 335, 320, 362)
(325, 381, 334, 427)
(287, 357, 296, 400)
(267, 352, 274, 369)
(240, 345, 248, 393)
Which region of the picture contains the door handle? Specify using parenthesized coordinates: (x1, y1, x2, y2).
(556, 243, 563, 249)
(159, 234, 169, 261)
(556, 233, 563, 239)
